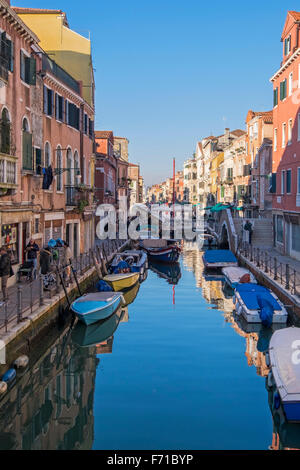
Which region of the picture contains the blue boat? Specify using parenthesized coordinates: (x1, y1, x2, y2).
(202, 250, 238, 269)
(72, 307, 124, 347)
(234, 283, 288, 326)
(267, 327, 300, 423)
(71, 292, 124, 326)
(141, 239, 180, 264)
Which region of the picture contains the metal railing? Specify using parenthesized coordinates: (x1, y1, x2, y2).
(239, 242, 300, 298)
(0, 238, 129, 332)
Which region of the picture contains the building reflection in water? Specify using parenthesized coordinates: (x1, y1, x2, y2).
(182, 245, 300, 450)
(0, 325, 98, 450)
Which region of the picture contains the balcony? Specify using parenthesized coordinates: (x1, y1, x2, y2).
(65, 185, 92, 209)
(42, 55, 80, 94)
(0, 153, 17, 189)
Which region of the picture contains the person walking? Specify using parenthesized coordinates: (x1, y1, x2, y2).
(25, 239, 39, 280)
(63, 242, 72, 283)
(0, 247, 11, 302)
(244, 220, 253, 245)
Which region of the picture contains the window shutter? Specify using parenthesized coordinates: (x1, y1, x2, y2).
(28, 56, 36, 85)
(43, 86, 48, 114)
(9, 40, 13, 72)
(22, 132, 33, 170)
(55, 93, 58, 120)
(20, 51, 25, 81)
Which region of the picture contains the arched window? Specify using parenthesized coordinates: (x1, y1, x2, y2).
(22, 117, 33, 171)
(66, 148, 73, 186)
(74, 151, 80, 185)
(56, 146, 62, 191)
(1, 108, 10, 154)
(45, 142, 51, 168)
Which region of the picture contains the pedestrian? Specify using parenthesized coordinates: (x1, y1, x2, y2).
(25, 238, 39, 280)
(0, 246, 11, 302)
(244, 220, 253, 245)
(63, 241, 72, 281)
(39, 246, 52, 290)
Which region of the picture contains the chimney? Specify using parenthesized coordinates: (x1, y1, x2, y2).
(225, 127, 230, 137)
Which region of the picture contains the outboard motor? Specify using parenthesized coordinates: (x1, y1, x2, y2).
(257, 295, 274, 328)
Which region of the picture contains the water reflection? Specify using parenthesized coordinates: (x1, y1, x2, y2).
(149, 261, 181, 285)
(0, 325, 97, 450)
(182, 246, 300, 450)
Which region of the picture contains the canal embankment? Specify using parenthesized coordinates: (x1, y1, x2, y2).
(0, 239, 130, 372)
(237, 245, 300, 324)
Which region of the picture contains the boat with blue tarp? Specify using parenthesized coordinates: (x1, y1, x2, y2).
(234, 283, 288, 326)
(110, 250, 148, 280)
(222, 266, 257, 289)
(202, 249, 238, 269)
(71, 292, 124, 326)
(266, 327, 300, 423)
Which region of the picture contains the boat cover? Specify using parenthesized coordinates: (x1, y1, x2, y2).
(269, 328, 300, 400)
(236, 283, 282, 311)
(203, 250, 237, 264)
(72, 292, 118, 314)
(222, 267, 255, 283)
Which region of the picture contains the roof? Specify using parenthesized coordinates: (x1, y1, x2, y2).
(246, 110, 273, 124)
(288, 11, 300, 22)
(12, 7, 69, 27)
(114, 136, 129, 141)
(231, 129, 246, 137)
(95, 131, 114, 140)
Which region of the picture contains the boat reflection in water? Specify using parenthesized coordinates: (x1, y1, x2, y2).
(267, 380, 300, 450)
(0, 324, 98, 450)
(149, 261, 181, 285)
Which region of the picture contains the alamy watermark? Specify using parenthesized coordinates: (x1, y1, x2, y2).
(95, 196, 206, 249)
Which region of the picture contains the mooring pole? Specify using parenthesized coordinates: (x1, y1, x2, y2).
(70, 263, 82, 297)
(55, 263, 71, 309)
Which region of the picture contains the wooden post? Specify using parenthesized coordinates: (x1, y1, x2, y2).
(274, 257, 278, 281)
(17, 285, 22, 323)
(286, 263, 290, 290)
(39, 274, 44, 306)
(92, 250, 103, 279)
(257, 248, 260, 268)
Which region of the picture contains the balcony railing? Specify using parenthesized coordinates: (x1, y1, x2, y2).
(42, 55, 80, 94)
(65, 185, 92, 207)
(0, 154, 17, 188)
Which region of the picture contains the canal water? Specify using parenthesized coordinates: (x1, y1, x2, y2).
(0, 246, 298, 450)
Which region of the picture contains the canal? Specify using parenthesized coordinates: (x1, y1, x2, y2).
(0, 245, 298, 450)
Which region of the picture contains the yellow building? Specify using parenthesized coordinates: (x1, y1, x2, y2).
(13, 7, 95, 107)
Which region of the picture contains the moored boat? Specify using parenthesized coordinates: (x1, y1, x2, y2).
(72, 307, 124, 347)
(222, 266, 257, 289)
(267, 327, 300, 423)
(203, 250, 238, 269)
(140, 239, 180, 263)
(234, 283, 288, 326)
(110, 250, 148, 279)
(103, 272, 140, 291)
(71, 292, 124, 326)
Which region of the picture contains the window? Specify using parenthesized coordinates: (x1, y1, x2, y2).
(288, 119, 293, 145)
(74, 151, 80, 184)
(84, 114, 88, 134)
(0, 108, 10, 154)
(22, 118, 33, 171)
(274, 128, 277, 151)
(280, 79, 287, 101)
(281, 170, 286, 194)
(282, 122, 286, 147)
(55, 94, 64, 122)
(286, 169, 291, 194)
(56, 147, 62, 191)
(20, 51, 36, 85)
(284, 35, 291, 56)
(44, 142, 51, 167)
(65, 101, 79, 130)
(292, 224, 300, 252)
(34, 217, 40, 234)
(88, 118, 94, 138)
(0, 32, 13, 73)
(253, 122, 258, 138)
(276, 215, 284, 243)
(273, 87, 278, 107)
(43, 86, 53, 117)
(35, 148, 42, 175)
(289, 72, 293, 96)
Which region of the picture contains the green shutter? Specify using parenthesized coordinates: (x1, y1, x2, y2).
(22, 132, 33, 170)
(28, 57, 36, 85)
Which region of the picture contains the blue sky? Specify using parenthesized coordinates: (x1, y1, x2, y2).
(13, 0, 295, 185)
